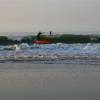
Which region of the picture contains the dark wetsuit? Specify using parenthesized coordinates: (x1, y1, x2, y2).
(37, 32, 42, 40)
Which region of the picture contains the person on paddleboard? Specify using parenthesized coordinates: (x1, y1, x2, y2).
(37, 32, 42, 40)
(33, 32, 49, 44)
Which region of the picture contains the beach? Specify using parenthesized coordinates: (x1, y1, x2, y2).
(0, 63, 99, 100)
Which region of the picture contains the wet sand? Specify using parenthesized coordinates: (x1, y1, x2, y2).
(0, 63, 100, 100)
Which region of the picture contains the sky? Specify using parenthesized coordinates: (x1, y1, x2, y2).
(0, 0, 100, 33)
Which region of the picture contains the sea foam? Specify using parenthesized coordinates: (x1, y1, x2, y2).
(0, 43, 100, 64)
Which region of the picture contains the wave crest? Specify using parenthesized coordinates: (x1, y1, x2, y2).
(0, 43, 100, 64)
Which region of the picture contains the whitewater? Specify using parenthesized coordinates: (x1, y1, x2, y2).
(0, 43, 100, 64)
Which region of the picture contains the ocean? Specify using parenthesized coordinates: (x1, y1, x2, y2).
(0, 63, 100, 100)
(0, 42, 100, 99)
(0, 43, 100, 64)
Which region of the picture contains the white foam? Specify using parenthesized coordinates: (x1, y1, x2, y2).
(0, 43, 100, 63)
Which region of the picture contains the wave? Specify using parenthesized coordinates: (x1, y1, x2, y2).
(0, 43, 100, 64)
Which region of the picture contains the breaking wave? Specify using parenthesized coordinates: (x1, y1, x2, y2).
(0, 43, 100, 64)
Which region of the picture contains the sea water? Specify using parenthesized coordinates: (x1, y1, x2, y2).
(0, 43, 100, 99)
(0, 63, 100, 100)
(0, 43, 100, 64)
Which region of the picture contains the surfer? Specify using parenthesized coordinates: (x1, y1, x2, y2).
(37, 32, 43, 40)
(49, 31, 53, 36)
(33, 32, 49, 44)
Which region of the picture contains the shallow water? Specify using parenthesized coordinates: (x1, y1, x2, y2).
(0, 63, 100, 100)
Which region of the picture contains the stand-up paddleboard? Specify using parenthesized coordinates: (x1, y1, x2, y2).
(33, 32, 51, 44)
(32, 40, 50, 44)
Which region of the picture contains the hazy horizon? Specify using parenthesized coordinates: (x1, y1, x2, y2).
(0, 0, 100, 33)
(0, 31, 100, 36)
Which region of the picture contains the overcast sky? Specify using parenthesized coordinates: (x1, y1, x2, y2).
(0, 0, 100, 32)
